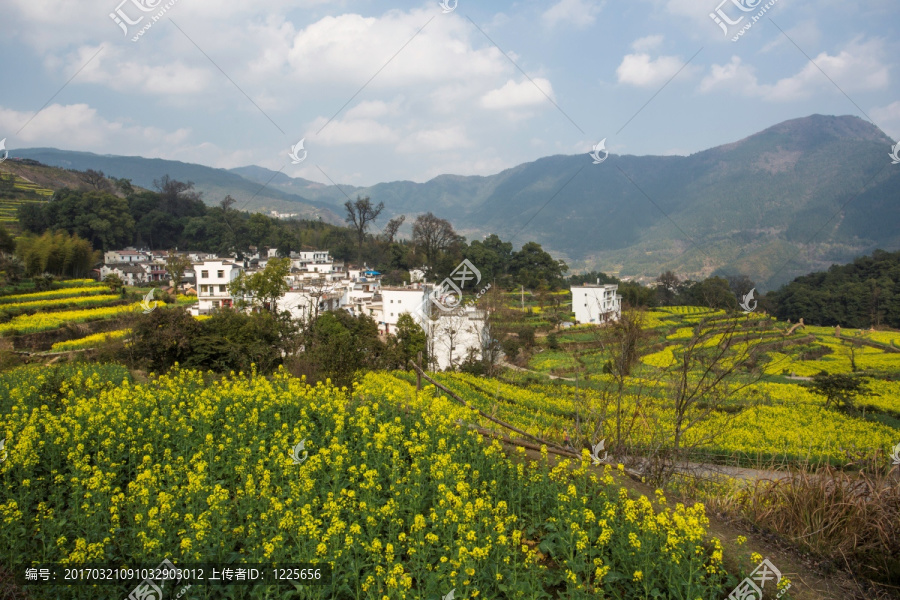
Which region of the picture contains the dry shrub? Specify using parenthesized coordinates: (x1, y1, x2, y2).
(736, 466, 900, 584)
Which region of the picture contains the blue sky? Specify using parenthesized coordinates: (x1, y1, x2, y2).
(1, 0, 898, 186)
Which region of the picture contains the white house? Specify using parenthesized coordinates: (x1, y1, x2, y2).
(103, 249, 147, 264)
(100, 263, 147, 286)
(276, 288, 344, 322)
(381, 287, 429, 334)
(428, 307, 489, 371)
(381, 285, 490, 370)
(571, 283, 622, 325)
(193, 259, 243, 314)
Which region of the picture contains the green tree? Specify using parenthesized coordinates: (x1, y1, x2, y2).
(509, 242, 568, 289)
(395, 313, 427, 369)
(33, 273, 54, 291)
(164, 251, 194, 290)
(464, 234, 512, 283)
(187, 309, 298, 374)
(229, 257, 291, 313)
(44, 189, 135, 250)
(686, 276, 737, 310)
(303, 311, 385, 389)
(126, 308, 203, 372)
(569, 270, 619, 286)
(619, 281, 657, 308)
(655, 271, 680, 305)
(16, 231, 97, 277)
(809, 373, 870, 412)
(247, 213, 272, 248)
(103, 273, 125, 292)
(0, 225, 15, 255)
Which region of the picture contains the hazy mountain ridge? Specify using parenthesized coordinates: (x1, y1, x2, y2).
(12, 114, 899, 290)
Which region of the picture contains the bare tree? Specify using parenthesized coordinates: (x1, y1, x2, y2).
(220, 195, 236, 212)
(656, 270, 680, 305)
(646, 318, 764, 484)
(476, 285, 505, 375)
(79, 169, 109, 190)
(412, 212, 458, 269)
(591, 308, 650, 454)
(381, 215, 406, 243)
(153, 176, 202, 215)
(344, 196, 384, 266)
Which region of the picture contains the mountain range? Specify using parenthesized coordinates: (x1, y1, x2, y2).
(12, 114, 900, 290)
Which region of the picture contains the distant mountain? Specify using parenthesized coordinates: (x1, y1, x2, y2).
(14, 115, 900, 289)
(11, 149, 343, 225)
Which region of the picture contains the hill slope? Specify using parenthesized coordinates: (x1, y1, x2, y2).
(12, 114, 899, 289)
(9, 149, 343, 225)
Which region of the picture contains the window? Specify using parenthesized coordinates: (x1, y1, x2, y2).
(201, 270, 208, 278)
(219, 285, 226, 293)
(217, 270, 224, 278)
(201, 285, 208, 294)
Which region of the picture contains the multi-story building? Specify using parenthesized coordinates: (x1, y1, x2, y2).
(571, 282, 622, 325)
(193, 259, 243, 314)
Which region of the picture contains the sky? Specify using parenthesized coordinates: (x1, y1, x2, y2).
(1, 0, 898, 187)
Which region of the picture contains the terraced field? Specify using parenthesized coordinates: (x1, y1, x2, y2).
(514, 307, 900, 467)
(0, 172, 53, 234)
(0, 279, 197, 351)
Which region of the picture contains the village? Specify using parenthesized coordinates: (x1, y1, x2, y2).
(98, 246, 623, 370)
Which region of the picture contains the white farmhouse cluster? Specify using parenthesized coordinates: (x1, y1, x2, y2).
(99, 248, 205, 288)
(99, 247, 622, 369)
(186, 248, 487, 371)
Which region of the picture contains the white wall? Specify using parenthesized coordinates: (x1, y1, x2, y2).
(382, 289, 428, 332)
(571, 285, 622, 324)
(194, 260, 242, 313)
(428, 309, 487, 371)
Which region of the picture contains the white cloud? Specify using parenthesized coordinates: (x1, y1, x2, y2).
(307, 116, 400, 146)
(632, 35, 664, 52)
(481, 78, 555, 109)
(700, 39, 890, 101)
(65, 45, 213, 96)
(345, 99, 404, 120)
(282, 10, 507, 89)
(0, 102, 190, 152)
(616, 53, 689, 87)
(760, 20, 821, 53)
(699, 56, 761, 95)
(542, 0, 602, 28)
(396, 126, 472, 153)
